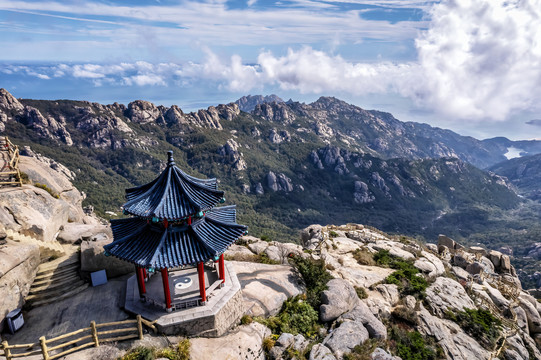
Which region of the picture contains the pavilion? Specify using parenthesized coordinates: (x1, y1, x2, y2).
(104, 151, 247, 312)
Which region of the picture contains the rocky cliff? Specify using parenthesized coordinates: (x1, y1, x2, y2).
(0, 148, 107, 332)
(221, 224, 541, 360)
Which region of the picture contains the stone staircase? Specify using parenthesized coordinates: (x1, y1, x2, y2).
(6, 228, 65, 259)
(25, 253, 88, 308)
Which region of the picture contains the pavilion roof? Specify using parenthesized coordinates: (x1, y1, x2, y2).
(104, 205, 246, 269)
(123, 151, 224, 220)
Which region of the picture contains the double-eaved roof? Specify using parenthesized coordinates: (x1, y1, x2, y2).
(123, 151, 224, 220)
(105, 206, 246, 268)
(105, 151, 247, 268)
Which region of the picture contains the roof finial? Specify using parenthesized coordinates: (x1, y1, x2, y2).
(167, 151, 175, 166)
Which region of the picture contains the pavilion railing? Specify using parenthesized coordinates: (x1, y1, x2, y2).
(0, 136, 23, 187)
(0, 315, 156, 360)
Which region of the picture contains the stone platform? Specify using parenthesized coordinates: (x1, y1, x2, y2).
(124, 262, 245, 337)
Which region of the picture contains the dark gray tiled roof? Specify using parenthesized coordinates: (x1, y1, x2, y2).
(123, 151, 224, 220)
(104, 205, 247, 268)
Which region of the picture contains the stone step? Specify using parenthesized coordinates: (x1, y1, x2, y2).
(26, 282, 89, 308)
(5, 229, 66, 257)
(26, 279, 87, 303)
(30, 272, 81, 292)
(37, 254, 79, 272)
(34, 263, 79, 281)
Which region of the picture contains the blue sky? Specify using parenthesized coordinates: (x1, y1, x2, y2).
(1, 0, 541, 140)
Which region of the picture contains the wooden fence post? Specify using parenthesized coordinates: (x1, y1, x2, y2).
(91, 321, 100, 347)
(39, 336, 49, 360)
(2, 340, 12, 360)
(136, 315, 144, 340)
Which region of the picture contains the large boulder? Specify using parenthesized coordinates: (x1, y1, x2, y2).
(232, 261, 304, 316)
(320, 279, 359, 322)
(80, 239, 134, 278)
(414, 251, 445, 277)
(269, 333, 309, 360)
(19, 154, 85, 223)
(0, 186, 72, 242)
(425, 277, 476, 317)
(190, 322, 270, 360)
(301, 225, 323, 248)
(309, 344, 336, 360)
(338, 302, 387, 339)
(371, 348, 401, 360)
(323, 321, 369, 358)
(57, 223, 111, 244)
(224, 244, 258, 261)
(0, 241, 40, 332)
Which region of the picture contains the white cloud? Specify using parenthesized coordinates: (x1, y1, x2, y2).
(2, 0, 540, 124)
(413, 0, 541, 121)
(123, 74, 166, 86)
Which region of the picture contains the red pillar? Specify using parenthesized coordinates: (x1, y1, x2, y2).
(219, 254, 225, 284)
(161, 268, 172, 310)
(136, 266, 146, 297)
(198, 261, 207, 303)
(142, 268, 147, 281)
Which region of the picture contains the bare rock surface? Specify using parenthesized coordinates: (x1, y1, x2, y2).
(325, 253, 394, 288)
(425, 276, 476, 317)
(371, 348, 400, 360)
(414, 251, 445, 277)
(338, 302, 387, 339)
(518, 294, 541, 335)
(224, 244, 258, 261)
(0, 186, 72, 241)
(190, 322, 270, 360)
(309, 343, 337, 360)
(320, 278, 359, 322)
(231, 261, 304, 316)
(0, 241, 40, 332)
(417, 304, 491, 360)
(323, 321, 369, 358)
(58, 223, 111, 244)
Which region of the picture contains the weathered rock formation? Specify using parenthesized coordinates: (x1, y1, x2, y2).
(218, 139, 247, 171)
(0, 239, 40, 332)
(266, 171, 293, 192)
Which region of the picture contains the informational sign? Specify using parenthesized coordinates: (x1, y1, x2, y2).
(90, 269, 107, 287)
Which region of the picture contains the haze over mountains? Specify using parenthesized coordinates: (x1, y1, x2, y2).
(1, 87, 541, 287)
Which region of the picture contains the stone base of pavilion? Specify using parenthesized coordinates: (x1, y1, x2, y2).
(124, 262, 245, 337)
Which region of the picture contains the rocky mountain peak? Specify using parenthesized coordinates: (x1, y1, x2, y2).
(235, 94, 284, 112)
(0, 88, 24, 113)
(127, 100, 162, 124)
(310, 96, 351, 110)
(252, 102, 295, 124)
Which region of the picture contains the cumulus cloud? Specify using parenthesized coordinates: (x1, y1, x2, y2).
(413, 0, 541, 121)
(200, 0, 541, 122)
(2, 0, 540, 123)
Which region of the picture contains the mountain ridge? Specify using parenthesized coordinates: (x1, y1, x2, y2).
(2, 88, 541, 290)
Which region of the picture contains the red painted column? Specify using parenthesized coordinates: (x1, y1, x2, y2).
(136, 266, 146, 297)
(219, 254, 225, 284)
(161, 268, 172, 310)
(142, 268, 147, 281)
(198, 261, 207, 303)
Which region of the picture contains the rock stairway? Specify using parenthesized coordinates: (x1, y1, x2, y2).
(6, 228, 65, 259)
(25, 253, 88, 308)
